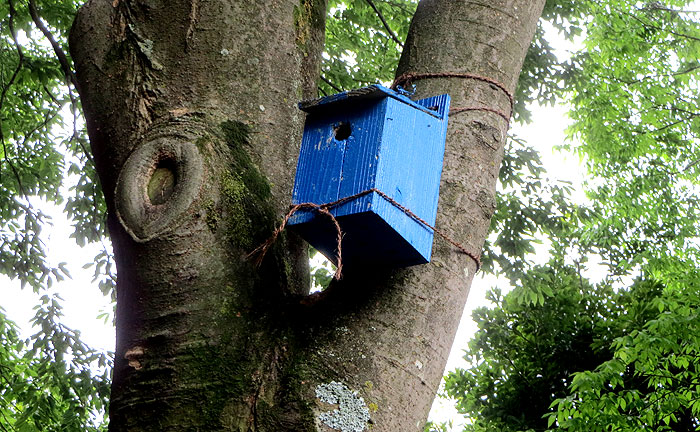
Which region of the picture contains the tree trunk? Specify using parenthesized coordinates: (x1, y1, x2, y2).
(69, 0, 543, 430)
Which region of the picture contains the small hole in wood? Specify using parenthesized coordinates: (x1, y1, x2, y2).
(147, 157, 177, 205)
(428, 105, 439, 111)
(334, 122, 352, 141)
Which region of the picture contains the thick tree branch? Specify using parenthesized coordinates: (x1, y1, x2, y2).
(27, 0, 79, 88)
(71, 0, 329, 427)
(365, 0, 404, 46)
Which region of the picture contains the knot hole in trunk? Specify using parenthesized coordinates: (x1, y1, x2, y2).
(115, 136, 204, 242)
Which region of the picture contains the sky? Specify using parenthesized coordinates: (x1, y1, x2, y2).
(0, 18, 592, 432)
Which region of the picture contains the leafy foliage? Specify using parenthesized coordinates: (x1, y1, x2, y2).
(551, 5, 700, 428)
(567, 0, 700, 276)
(0, 0, 110, 293)
(541, 278, 694, 430)
(481, 136, 592, 281)
(444, 263, 614, 432)
(0, 300, 111, 431)
(322, 0, 417, 93)
(0, 0, 113, 429)
(309, 246, 334, 292)
(444, 264, 670, 431)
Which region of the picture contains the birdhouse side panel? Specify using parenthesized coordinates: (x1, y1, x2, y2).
(371, 94, 450, 261)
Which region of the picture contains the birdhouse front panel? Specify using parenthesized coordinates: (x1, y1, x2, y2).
(288, 99, 386, 225)
(289, 85, 450, 269)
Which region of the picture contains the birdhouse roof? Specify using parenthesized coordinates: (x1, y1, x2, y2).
(299, 84, 443, 118)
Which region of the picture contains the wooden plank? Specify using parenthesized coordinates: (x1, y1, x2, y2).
(289, 87, 451, 268)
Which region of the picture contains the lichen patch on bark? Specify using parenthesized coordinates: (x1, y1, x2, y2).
(315, 381, 370, 432)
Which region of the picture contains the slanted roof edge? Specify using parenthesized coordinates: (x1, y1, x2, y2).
(298, 84, 442, 118)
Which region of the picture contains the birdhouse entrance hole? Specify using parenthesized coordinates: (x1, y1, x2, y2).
(334, 122, 352, 141)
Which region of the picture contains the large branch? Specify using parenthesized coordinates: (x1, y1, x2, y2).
(70, 0, 327, 429)
(297, 1, 546, 430)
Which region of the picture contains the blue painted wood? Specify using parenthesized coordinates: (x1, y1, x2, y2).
(298, 85, 444, 118)
(289, 85, 450, 268)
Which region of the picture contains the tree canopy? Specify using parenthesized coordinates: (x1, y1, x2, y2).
(2, 0, 700, 430)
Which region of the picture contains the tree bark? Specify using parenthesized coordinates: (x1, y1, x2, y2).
(69, 0, 543, 430)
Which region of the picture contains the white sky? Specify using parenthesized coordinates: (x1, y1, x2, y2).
(0, 18, 594, 432)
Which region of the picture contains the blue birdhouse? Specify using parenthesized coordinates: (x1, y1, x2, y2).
(289, 85, 450, 269)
